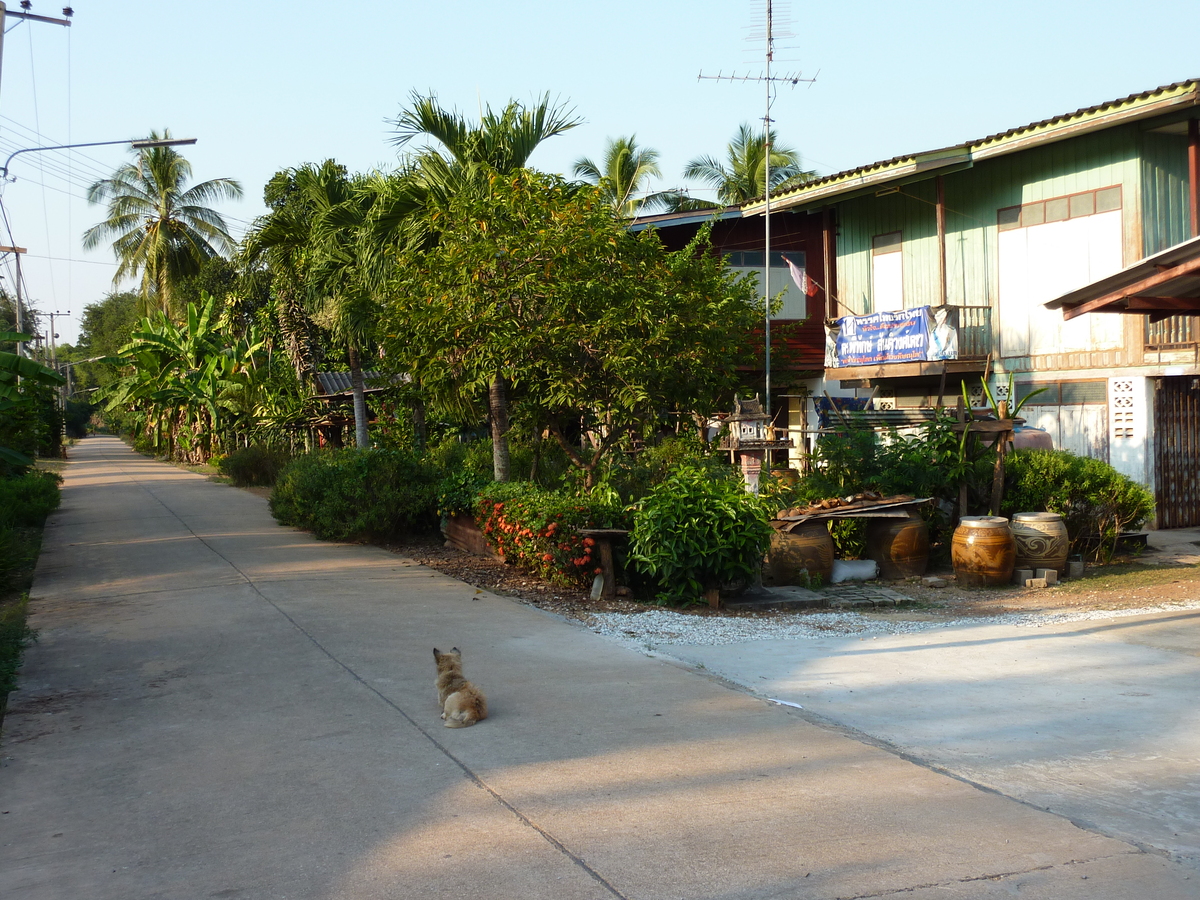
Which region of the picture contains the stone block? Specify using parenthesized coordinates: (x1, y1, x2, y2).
(1035, 568, 1058, 585)
(1067, 560, 1085, 579)
(1024, 577, 1048, 589)
(921, 576, 948, 588)
(1013, 568, 1034, 585)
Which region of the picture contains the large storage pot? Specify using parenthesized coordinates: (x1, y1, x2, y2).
(951, 516, 1016, 587)
(866, 512, 930, 579)
(764, 521, 834, 586)
(1010, 512, 1069, 576)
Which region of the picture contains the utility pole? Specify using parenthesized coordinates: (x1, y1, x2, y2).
(47, 308, 68, 367)
(699, 0, 814, 418)
(0, 4, 74, 97)
(0, 4, 71, 356)
(0, 244, 28, 354)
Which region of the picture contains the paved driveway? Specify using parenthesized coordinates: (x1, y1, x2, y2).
(642, 605, 1200, 871)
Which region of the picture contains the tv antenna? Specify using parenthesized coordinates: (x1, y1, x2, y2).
(698, 0, 816, 418)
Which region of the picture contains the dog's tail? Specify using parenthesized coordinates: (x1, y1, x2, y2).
(443, 693, 488, 728)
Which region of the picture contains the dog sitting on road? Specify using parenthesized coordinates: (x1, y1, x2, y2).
(433, 647, 488, 728)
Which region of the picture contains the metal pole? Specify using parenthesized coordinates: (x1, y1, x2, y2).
(14, 249, 23, 357)
(763, 0, 772, 418)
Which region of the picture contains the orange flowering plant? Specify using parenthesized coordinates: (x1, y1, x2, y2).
(474, 482, 628, 587)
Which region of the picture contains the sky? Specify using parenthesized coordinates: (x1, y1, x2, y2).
(1, 0, 1198, 346)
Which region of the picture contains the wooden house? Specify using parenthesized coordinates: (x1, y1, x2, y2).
(747, 79, 1200, 526)
(631, 204, 831, 464)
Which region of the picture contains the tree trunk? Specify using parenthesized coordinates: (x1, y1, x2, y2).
(348, 344, 370, 450)
(489, 374, 511, 482)
(412, 395, 427, 453)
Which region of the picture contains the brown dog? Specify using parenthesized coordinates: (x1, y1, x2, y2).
(433, 647, 488, 728)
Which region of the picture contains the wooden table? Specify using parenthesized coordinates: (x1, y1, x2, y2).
(578, 528, 629, 600)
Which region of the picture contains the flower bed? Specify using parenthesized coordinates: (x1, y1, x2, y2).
(474, 483, 627, 587)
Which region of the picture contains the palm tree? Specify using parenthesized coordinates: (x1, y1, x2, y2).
(573, 135, 670, 217)
(682, 123, 815, 207)
(388, 92, 582, 481)
(83, 130, 243, 319)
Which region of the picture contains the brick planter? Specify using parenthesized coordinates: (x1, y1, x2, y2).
(442, 513, 498, 558)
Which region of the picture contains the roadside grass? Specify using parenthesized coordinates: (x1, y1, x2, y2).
(1055, 562, 1200, 594)
(0, 462, 61, 728)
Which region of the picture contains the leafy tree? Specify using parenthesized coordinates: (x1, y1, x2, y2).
(83, 130, 243, 319)
(0, 331, 66, 472)
(681, 123, 814, 206)
(389, 92, 583, 478)
(573, 135, 670, 217)
(383, 169, 762, 488)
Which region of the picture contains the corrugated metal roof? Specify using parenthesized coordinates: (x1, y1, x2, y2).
(746, 79, 1200, 215)
(314, 370, 404, 397)
(628, 205, 741, 231)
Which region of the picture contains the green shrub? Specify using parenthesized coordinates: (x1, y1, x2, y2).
(0, 470, 62, 529)
(1003, 449, 1155, 561)
(269, 448, 439, 541)
(630, 465, 772, 605)
(437, 468, 491, 517)
(474, 482, 628, 587)
(219, 444, 293, 487)
(604, 434, 724, 503)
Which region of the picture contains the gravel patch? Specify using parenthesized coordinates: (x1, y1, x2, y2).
(586, 598, 1200, 648)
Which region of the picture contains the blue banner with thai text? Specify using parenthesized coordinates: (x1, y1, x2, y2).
(826, 306, 959, 368)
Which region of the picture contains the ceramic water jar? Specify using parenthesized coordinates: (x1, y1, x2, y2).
(764, 521, 834, 586)
(1010, 512, 1069, 575)
(866, 512, 929, 579)
(951, 516, 1016, 586)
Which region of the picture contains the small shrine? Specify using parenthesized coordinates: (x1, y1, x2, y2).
(718, 395, 793, 493)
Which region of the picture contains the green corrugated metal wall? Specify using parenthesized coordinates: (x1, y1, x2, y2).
(1140, 130, 1192, 256)
(833, 124, 1190, 321)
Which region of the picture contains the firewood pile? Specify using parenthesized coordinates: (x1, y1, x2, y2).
(777, 492, 921, 521)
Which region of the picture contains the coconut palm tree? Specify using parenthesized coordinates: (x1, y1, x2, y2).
(573, 135, 671, 217)
(83, 130, 243, 319)
(388, 92, 582, 481)
(681, 123, 815, 207)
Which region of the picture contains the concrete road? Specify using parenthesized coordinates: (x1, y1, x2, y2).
(647, 596, 1200, 874)
(1, 436, 1196, 899)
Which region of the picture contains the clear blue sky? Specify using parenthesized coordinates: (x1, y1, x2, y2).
(1, 0, 1198, 345)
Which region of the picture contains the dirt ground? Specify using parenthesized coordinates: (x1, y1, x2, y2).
(389, 533, 1200, 624)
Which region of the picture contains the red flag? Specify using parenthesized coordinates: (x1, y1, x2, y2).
(784, 256, 819, 297)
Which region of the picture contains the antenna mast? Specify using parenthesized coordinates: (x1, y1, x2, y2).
(698, 0, 815, 418)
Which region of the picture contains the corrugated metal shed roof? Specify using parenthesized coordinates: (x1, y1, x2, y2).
(314, 370, 404, 398)
(745, 79, 1200, 215)
(628, 205, 741, 231)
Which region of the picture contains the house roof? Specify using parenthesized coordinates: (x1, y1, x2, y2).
(314, 370, 403, 398)
(628, 205, 741, 232)
(1045, 234, 1200, 320)
(744, 79, 1200, 216)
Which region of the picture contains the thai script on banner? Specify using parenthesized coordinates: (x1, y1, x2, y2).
(825, 306, 959, 368)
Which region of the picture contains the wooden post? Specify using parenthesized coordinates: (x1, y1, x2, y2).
(990, 400, 1009, 517)
(936, 175, 947, 307)
(956, 395, 969, 519)
(1189, 118, 1199, 238)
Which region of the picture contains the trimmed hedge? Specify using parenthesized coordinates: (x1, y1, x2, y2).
(1003, 449, 1155, 561)
(219, 444, 293, 487)
(269, 449, 439, 541)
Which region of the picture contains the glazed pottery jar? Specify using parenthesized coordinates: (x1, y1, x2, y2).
(866, 512, 929, 579)
(951, 516, 1016, 586)
(1010, 512, 1069, 575)
(764, 521, 834, 586)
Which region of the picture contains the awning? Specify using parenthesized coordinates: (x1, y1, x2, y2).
(1045, 234, 1200, 321)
